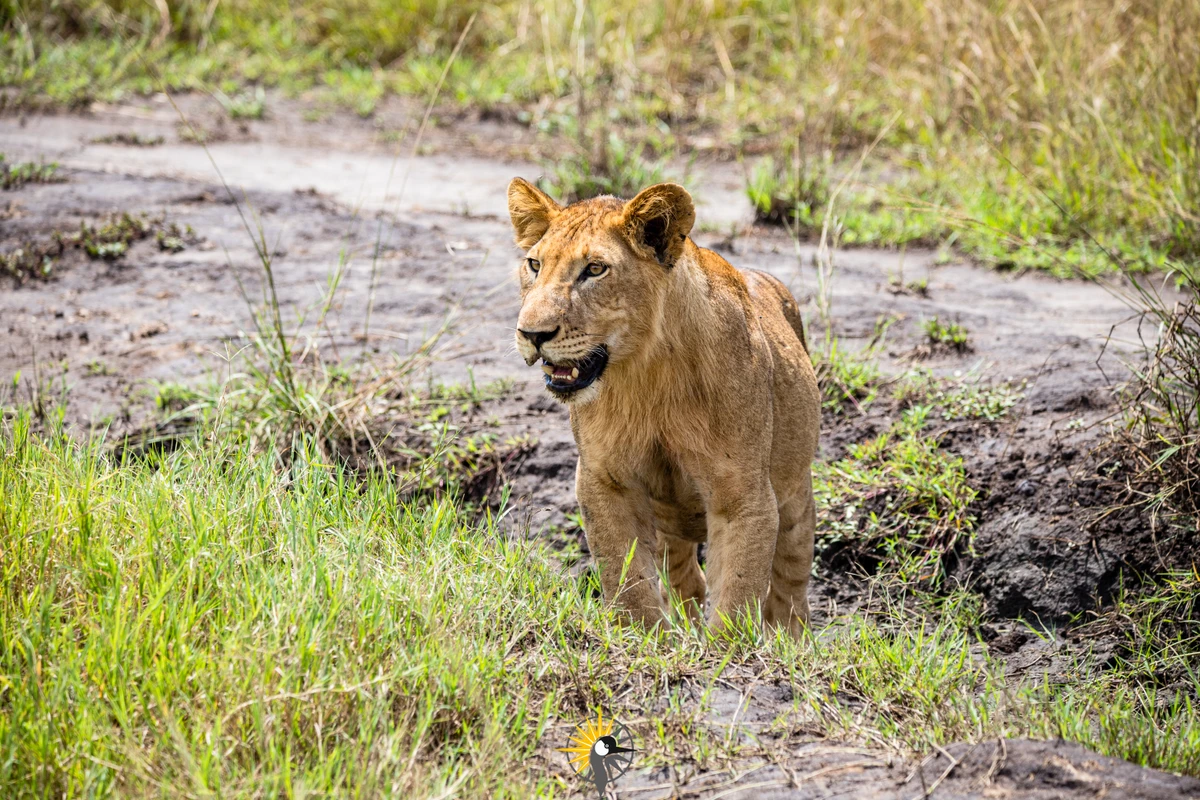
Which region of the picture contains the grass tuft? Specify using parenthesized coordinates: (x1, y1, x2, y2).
(746, 148, 830, 234)
(1, 154, 63, 190)
(540, 131, 670, 204)
(1118, 266, 1200, 530)
(814, 407, 977, 582)
(922, 317, 971, 353)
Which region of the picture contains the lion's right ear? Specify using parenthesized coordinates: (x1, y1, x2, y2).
(507, 178, 561, 249)
(622, 183, 695, 267)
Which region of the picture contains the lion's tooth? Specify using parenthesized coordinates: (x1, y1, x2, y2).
(542, 364, 554, 375)
(571, 367, 579, 379)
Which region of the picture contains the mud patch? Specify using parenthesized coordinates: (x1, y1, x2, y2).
(912, 738, 1200, 799)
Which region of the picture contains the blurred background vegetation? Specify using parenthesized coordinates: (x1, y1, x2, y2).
(3, 0, 1199, 273)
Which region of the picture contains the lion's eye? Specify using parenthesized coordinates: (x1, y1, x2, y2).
(526, 258, 541, 274)
(585, 262, 608, 278)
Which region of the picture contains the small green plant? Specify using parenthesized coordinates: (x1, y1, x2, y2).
(59, 213, 196, 262)
(5, 214, 196, 282)
(888, 274, 929, 297)
(815, 336, 881, 413)
(922, 316, 971, 352)
(153, 381, 201, 413)
(935, 382, 1023, 421)
(324, 67, 383, 117)
(895, 372, 1024, 421)
(155, 229, 187, 252)
(746, 148, 831, 234)
(0, 241, 57, 282)
(1, 155, 63, 190)
(216, 86, 266, 120)
(540, 131, 669, 203)
(84, 360, 112, 377)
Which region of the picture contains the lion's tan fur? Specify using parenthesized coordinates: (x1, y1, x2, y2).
(507, 178, 820, 636)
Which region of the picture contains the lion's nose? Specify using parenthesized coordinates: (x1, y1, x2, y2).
(518, 326, 560, 349)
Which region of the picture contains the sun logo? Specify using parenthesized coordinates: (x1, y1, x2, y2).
(558, 710, 636, 798)
(558, 709, 614, 773)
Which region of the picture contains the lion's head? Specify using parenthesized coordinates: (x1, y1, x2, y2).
(506, 178, 696, 404)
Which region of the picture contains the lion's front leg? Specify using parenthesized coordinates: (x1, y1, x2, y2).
(577, 461, 666, 628)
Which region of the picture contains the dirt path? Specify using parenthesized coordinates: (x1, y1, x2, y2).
(3, 103, 1193, 799)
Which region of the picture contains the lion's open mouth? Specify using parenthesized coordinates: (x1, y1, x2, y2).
(540, 346, 609, 396)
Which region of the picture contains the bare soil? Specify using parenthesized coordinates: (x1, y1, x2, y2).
(2, 100, 1196, 798)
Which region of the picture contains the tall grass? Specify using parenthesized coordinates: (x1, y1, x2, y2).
(0, 414, 565, 797)
(3, 412, 1199, 797)
(1118, 265, 1200, 528)
(6, 0, 1200, 268)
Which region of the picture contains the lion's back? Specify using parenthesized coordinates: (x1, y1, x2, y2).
(743, 269, 808, 352)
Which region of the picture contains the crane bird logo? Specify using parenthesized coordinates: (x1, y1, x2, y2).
(558, 710, 636, 798)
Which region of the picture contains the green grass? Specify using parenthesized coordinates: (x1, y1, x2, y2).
(3, 409, 1198, 797)
(814, 407, 977, 582)
(1, 153, 62, 190)
(214, 85, 266, 120)
(922, 317, 971, 352)
(4, 0, 1199, 275)
(895, 372, 1025, 422)
(539, 132, 672, 205)
(813, 334, 883, 413)
(746, 150, 831, 232)
(2, 212, 196, 283)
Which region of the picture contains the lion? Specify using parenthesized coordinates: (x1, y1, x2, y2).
(507, 178, 820, 637)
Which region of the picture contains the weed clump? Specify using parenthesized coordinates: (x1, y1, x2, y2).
(215, 86, 267, 120)
(90, 132, 165, 147)
(815, 407, 977, 582)
(922, 317, 971, 353)
(746, 149, 831, 234)
(815, 336, 881, 413)
(2, 212, 197, 283)
(0, 241, 58, 283)
(1, 155, 63, 190)
(1121, 268, 1200, 525)
(895, 372, 1024, 421)
(541, 132, 669, 204)
(58, 212, 198, 261)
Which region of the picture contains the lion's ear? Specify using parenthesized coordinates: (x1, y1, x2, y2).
(507, 178, 561, 249)
(622, 183, 695, 267)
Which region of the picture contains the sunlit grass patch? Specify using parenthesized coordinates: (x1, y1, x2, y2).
(0, 413, 569, 797)
(746, 150, 831, 233)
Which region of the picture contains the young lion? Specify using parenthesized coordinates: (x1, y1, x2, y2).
(507, 178, 820, 637)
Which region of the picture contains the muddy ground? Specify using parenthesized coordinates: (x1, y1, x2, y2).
(2, 100, 1197, 798)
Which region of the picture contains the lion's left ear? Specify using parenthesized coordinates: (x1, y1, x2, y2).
(622, 183, 695, 267)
